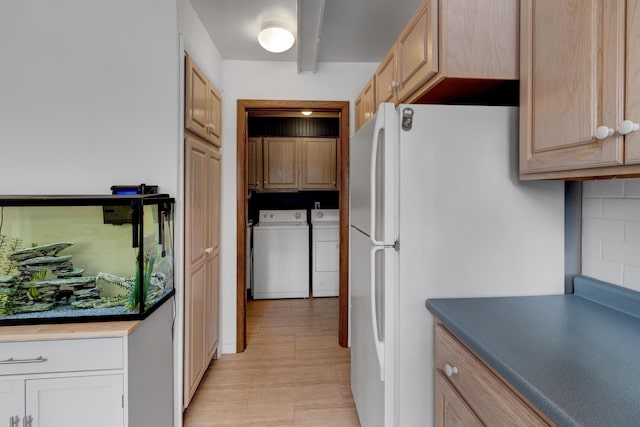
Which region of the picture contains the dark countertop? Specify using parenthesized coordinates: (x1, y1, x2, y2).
(426, 276, 640, 427)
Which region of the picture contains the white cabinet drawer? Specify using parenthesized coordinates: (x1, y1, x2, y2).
(0, 337, 123, 375)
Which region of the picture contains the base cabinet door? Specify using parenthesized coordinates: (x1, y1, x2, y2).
(0, 379, 23, 426)
(1, 375, 123, 427)
(435, 372, 482, 427)
(26, 375, 123, 427)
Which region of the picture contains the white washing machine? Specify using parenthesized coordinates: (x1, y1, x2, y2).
(253, 209, 309, 299)
(311, 209, 339, 297)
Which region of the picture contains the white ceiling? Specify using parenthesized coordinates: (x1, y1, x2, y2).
(189, 0, 422, 71)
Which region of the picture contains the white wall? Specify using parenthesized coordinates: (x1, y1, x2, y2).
(0, 1, 183, 424)
(177, 0, 223, 89)
(582, 178, 640, 291)
(218, 60, 377, 353)
(0, 0, 179, 196)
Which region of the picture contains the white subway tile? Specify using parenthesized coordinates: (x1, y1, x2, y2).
(582, 218, 624, 240)
(583, 179, 625, 198)
(582, 198, 603, 218)
(623, 178, 640, 198)
(602, 199, 640, 221)
(623, 266, 640, 292)
(582, 256, 624, 285)
(625, 221, 640, 243)
(582, 236, 602, 258)
(603, 240, 640, 267)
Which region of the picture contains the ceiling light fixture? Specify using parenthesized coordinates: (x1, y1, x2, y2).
(301, 111, 312, 116)
(258, 21, 295, 53)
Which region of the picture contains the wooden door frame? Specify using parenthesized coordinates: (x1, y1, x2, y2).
(236, 99, 350, 352)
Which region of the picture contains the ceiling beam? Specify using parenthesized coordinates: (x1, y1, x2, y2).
(296, 0, 326, 73)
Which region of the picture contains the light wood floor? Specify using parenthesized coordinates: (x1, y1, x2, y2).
(183, 297, 360, 426)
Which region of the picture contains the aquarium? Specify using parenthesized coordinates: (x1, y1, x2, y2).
(0, 194, 174, 325)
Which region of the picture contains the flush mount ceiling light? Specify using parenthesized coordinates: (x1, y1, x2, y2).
(258, 21, 295, 53)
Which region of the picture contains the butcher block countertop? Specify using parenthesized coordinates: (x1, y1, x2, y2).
(426, 275, 640, 427)
(0, 320, 141, 342)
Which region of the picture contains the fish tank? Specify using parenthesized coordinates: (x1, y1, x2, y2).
(0, 194, 175, 325)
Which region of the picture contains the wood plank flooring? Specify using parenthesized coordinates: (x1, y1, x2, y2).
(183, 297, 360, 426)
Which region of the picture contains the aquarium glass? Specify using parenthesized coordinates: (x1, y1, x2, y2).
(0, 195, 174, 324)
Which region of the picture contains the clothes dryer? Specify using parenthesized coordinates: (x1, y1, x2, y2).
(311, 209, 339, 297)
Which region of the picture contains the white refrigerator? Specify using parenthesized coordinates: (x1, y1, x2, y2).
(349, 103, 565, 427)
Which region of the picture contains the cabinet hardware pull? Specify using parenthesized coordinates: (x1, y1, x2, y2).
(0, 356, 47, 365)
(22, 416, 32, 427)
(617, 120, 640, 135)
(9, 415, 20, 427)
(594, 126, 614, 140)
(205, 247, 213, 254)
(444, 363, 459, 377)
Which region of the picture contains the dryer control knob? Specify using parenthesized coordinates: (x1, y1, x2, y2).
(295, 212, 302, 219)
(316, 211, 324, 218)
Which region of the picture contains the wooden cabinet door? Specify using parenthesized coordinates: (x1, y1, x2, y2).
(520, 0, 624, 174)
(185, 56, 210, 143)
(26, 375, 124, 427)
(247, 137, 263, 190)
(208, 84, 222, 145)
(205, 149, 221, 362)
(263, 137, 298, 189)
(205, 253, 220, 363)
(362, 77, 375, 124)
(396, 0, 438, 102)
(301, 138, 337, 190)
(184, 134, 221, 407)
(375, 48, 397, 106)
(435, 372, 483, 427)
(624, 0, 640, 163)
(0, 379, 23, 425)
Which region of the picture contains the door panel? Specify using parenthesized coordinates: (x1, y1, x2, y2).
(26, 375, 123, 427)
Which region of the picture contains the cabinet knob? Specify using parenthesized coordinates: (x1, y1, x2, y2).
(595, 126, 614, 140)
(205, 247, 213, 254)
(444, 363, 459, 377)
(617, 120, 640, 135)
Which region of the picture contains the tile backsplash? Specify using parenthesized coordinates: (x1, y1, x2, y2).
(582, 179, 640, 291)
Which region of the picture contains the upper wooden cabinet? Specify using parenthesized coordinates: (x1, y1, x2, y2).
(247, 137, 263, 190)
(301, 138, 338, 190)
(185, 55, 222, 146)
(375, 49, 397, 106)
(249, 137, 338, 191)
(355, 77, 376, 131)
(263, 137, 298, 190)
(520, 0, 640, 179)
(369, 0, 518, 111)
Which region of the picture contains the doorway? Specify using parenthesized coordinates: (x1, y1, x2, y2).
(236, 99, 350, 352)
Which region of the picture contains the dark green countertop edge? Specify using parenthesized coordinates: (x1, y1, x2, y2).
(426, 275, 640, 427)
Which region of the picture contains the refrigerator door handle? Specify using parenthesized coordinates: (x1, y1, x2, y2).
(370, 246, 385, 382)
(369, 115, 385, 246)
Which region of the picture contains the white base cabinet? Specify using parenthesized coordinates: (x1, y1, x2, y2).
(0, 298, 173, 427)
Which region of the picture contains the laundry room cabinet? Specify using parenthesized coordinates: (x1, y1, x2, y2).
(520, 0, 640, 179)
(301, 138, 337, 190)
(263, 137, 298, 190)
(252, 137, 338, 191)
(247, 137, 263, 190)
